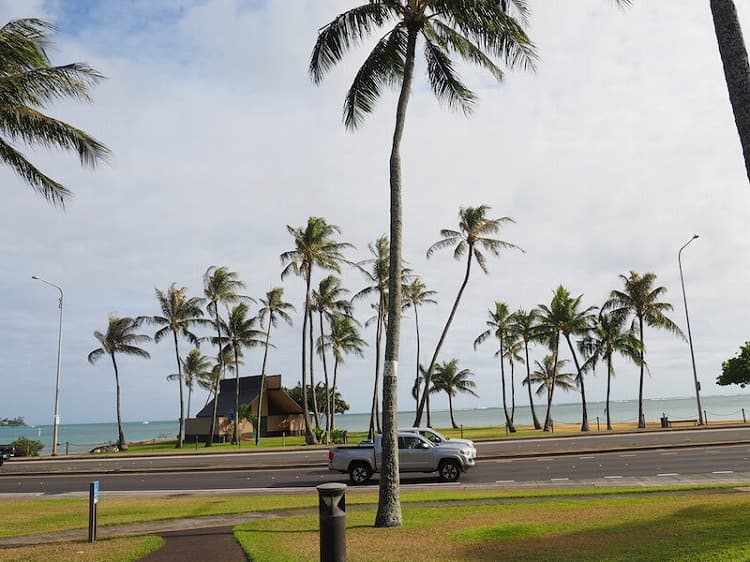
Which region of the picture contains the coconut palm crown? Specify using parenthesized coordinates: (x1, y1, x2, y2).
(0, 18, 110, 206)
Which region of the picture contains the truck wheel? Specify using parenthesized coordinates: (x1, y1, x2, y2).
(349, 462, 372, 485)
(439, 459, 461, 482)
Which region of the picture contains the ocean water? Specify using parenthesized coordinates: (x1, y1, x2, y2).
(2, 394, 748, 456)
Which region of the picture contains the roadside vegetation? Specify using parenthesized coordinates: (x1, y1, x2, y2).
(0, 537, 162, 562)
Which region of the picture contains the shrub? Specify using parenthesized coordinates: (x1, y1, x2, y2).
(12, 436, 44, 457)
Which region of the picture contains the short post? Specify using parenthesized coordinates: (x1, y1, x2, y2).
(88, 480, 99, 543)
(460, 424, 464, 439)
(195, 435, 199, 452)
(282, 432, 286, 448)
(65, 441, 69, 455)
(317, 483, 346, 562)
(152, 438, 156, 452)
(704, 410, 708, 425)
(743, 408, 747, 424)
(596, 417, 600, 432)
(505, 423, 509, 437)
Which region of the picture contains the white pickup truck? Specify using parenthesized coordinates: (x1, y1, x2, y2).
(328, 432, 476, 484)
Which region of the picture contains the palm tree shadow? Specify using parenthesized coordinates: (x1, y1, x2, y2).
(460, 502, 750, 561)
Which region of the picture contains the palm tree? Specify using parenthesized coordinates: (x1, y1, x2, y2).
(509, 308, 542, 429)
(604, 271, 684, 428)
(281, 217, 352, 444)
(580, 311, 642, 430)
(87, 314, 150, 451)
(553, 286, 597, 432)
(167, 348, 211, 421)
(313, 276, 354, 442)
(256, 287, 295, 445)
(0, 18, 110, 206)
(354, 236, 390, 437)
(536, 287, 573, 432)
(710, 0, 750, 185)
(202, 266, 249, 446)
(310, 1, 535, 528)
(474, 301, 516, 432)
(215, 302, 265, 444)
(526, 355, 577, 417)
(151, 283, 206, 448)
(416, 206, 522, 427)
(321, 315, 367, 433)
(402, 277, 437, 412)
(503, 333, 524, 425)
(430, 359, 478, 429)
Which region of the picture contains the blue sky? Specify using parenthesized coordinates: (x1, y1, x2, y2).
(1, 1, 750, 426)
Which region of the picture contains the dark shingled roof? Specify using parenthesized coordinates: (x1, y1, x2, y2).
(195, 375, 303, 418)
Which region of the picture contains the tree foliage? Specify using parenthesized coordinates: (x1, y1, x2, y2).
(717, 341, 750, 387)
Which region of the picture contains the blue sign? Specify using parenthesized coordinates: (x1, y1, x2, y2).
(92, 481, 99, 504)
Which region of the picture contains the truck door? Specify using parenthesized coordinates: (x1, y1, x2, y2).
(398, 435, 432, 471)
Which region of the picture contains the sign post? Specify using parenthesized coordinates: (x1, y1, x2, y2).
(88, 480, 99, 543)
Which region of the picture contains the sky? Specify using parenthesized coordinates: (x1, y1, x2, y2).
(1, 1, 750, 426)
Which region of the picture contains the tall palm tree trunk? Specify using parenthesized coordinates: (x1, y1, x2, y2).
(606, 354, 613, 431)
(301, 268, 316, 444)
(524, 341, 542, 429)
(318, 311, 333, 442)
(187, 386, 192, 420)
(232, 347, 241, 444)
(711, 0, 750, 185)
(172, 331, 185, 448)
(256, 321, 273, 446)
(510, 360, 516, 423)
(110, 353, 127, 451)
(413, 307, 421, 412)
(308, 307, 321, 431)
(543, 334, 560, 432)
(207, 306, 222, 447)
(499, 334, 515, 432)
(414, 247, 474, 426)
(426, 386, 432, 427)
(376, 23, 419, 530)
(369, 300, 383, 438)
(448, 392, 458, 429)
(565, 335, 589, 432)
(637, 316, 646, 429)
(331, 357, 340, 432)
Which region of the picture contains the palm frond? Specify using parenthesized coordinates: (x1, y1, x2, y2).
(309, 3, 395, 84)
(0, 137, 68, 205)
(343, 23, 407, 130)
(422, 36, 476, 114)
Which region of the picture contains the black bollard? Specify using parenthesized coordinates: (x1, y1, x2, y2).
(317, 482, 347, 562)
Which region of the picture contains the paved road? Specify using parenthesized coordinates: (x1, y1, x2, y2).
(3, 439, 750, 495)
(4, 425, 750, 477)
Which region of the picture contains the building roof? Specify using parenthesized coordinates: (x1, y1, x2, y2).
(195, 374, 303, 418)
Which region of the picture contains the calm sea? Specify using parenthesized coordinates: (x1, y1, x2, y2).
(2, 394, 748, 456)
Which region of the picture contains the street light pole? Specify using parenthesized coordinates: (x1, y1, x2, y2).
(32, 276, 64, 455)
(678, 235, 703, 426)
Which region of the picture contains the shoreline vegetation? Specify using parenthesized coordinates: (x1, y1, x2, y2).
(0, 417, 24, 427)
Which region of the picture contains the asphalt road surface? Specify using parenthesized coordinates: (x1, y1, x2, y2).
(3, 428, 750, 495)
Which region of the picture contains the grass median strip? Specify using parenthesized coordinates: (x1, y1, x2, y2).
(0, 536, 163, 562)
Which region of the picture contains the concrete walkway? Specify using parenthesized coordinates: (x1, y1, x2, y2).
(138, 525, 247, 562)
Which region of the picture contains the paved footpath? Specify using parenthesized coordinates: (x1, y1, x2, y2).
(138, 525, 247, 562)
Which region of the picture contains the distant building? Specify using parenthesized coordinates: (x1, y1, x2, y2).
(185, 374, 304, 442)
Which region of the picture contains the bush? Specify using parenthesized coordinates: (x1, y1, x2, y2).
(12, 436, 44, 457)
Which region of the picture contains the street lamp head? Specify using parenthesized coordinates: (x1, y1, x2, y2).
(31, 275, 38, 279)
(692, 234, 699, 240)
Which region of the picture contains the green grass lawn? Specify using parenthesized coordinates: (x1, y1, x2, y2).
(4, 487, 750, 560)
(0, 536, 163, 562)
(235, 490, 750, 561)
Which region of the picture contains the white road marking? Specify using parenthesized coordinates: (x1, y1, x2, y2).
(579, 456, 596, 459)
(619, 454, 637, 457)
(660, 452, 678, 456)
(550, 478, 569, 481)
(536, 458, 555, 462)
(712, 471, 734, 474)
(658, 473, 679, 477)
(495, 480, 515, 483)
(604, 476, 623, 479)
